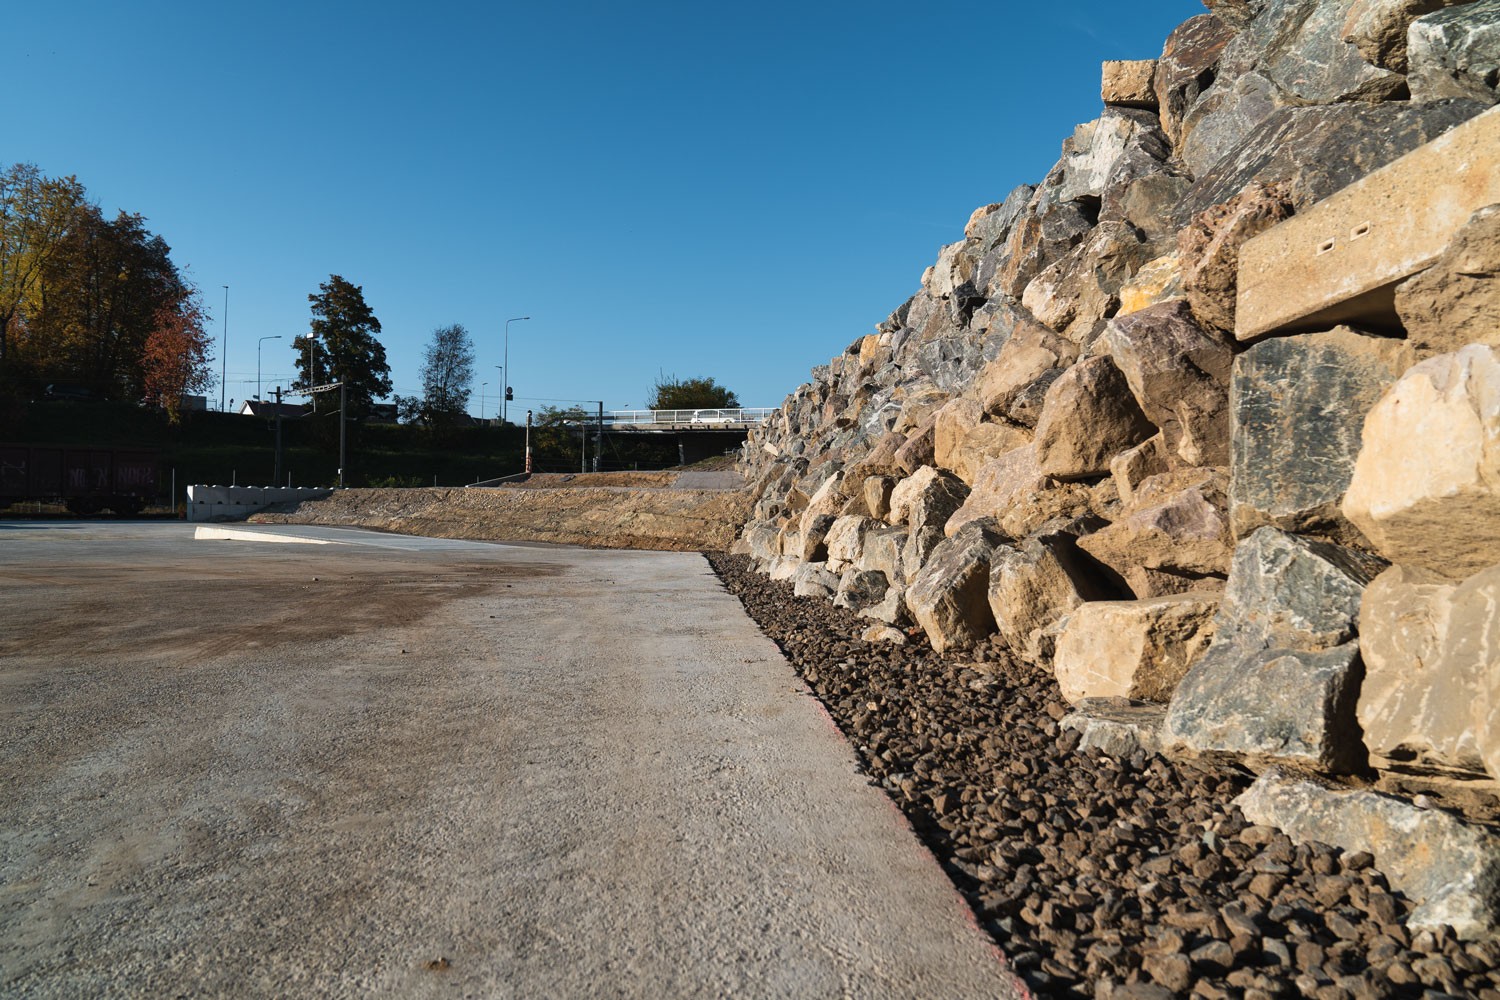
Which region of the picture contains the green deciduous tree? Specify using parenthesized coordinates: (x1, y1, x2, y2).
(292, 275, 391, 416)
(645, 373, 739, 411)
(0, 163, 87, 378)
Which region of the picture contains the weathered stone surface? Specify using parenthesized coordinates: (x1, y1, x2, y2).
(1000, 369, 1063, 430)
(1054, 594, 1220, 705)
(990, 199, 1096, 300)
(864, 475, 896, 522)
(857, 524, 907, 586)
(1111, 434, 1173, 507)
(1061, 700, 1167, 757)
(1409, 0, 1500, 104)
(1056, 108, 1163, 207)
(824, 515, 879, 572)
(1179, 99, 1490, 225)
(905, 520, 1004, 653)
(1231, 327, 1410, 545)
(1344, 345, 1500, 579)
(797, 512, 838, 563)
(1102, 59, 1158, 108)
(1034, 356, 1156, 481)
(860, 623, 907, 645)
(1178, 182, 1295, 336)
(946, 445, 1050, 537)
(893, 417, 936, 474)
(1105, 300, 1235, 466)
(1238, 107, 1500, 341)
(833, 567, 890, 613)
(974, 317, 1079, 419)
(1203, 0, 1267, 30)
(1155, 14, 1236, 148)
(1179, 70, 1281, 183)
(932, 398, 983, 476)
(1342, 0, 1469, 73)
(792, 561, 839, 599)
(1359, 564, 1500, 777)
(1397, 204, 1500, 357)
(1116, 255, 1184, 317)
(987, 533, 1105, 662)
(1164, 528, 1387, 772)
(889, 466, 969, 534)
(857, 586, 910, 627)
(1021, 222, 1153, 347)
(947, 421, 1031, 487)
(1256, 0, 1409, 103)
(1078, 468, 1233, 593)
(1237, 768, 1500, 938)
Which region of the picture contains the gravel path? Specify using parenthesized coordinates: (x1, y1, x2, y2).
(709, 553, 1500, 999)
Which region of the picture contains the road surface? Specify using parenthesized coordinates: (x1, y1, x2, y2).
(0, 522, 1021, 998)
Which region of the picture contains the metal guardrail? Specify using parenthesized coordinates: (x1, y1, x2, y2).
(601, 408, 775, 427)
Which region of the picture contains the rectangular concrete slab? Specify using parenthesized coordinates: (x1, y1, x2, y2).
(1237, 105, 1500, 340)
(0, 522, 1023, 998)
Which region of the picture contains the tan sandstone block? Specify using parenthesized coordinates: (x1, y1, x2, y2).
(1054, 594, 1220, 705)
(1102, 59, 1160, 108)
(1237, 105, 1500, 340)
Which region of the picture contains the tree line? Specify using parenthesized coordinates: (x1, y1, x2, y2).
(0, 163, 213, 420)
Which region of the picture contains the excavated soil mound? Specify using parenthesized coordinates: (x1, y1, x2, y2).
(251, 483, 750, 551)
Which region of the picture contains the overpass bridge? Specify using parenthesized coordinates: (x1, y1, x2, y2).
(532, 407, 776, 470)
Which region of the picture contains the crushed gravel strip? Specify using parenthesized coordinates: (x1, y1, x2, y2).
(708, 553, 1500, 999)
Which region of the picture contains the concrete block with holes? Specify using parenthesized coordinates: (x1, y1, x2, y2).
(1236, 106, 1500, 341)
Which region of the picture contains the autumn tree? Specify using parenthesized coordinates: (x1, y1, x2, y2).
(0, 164, 87, 379)
(646, 373, 739, 411)
(292, 275, 391, 416)
(142, 285, 213, 423)
(395, 323, 474, 431)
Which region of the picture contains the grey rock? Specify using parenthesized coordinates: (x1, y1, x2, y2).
(1237, 768, 1500, 938)
(833, 567, 890, 614)
(1021, 221, 1154, 348)
(1155, 14, 1237, 148)
(1204, 0, 1268, 30)
(906, 519, 1004, 653)
(1178, 70, 1283, 181)
(1342, 0, 1471, 74)
(1230, 327, 1410, 546)
(857, 524, 908, 587)
(1408, 0, 1500, 104)
(988, 197, 1095, 300)
(1396, 204, 1500, 357)
(1061, 700, 1168, 757)
(1163, 527, 1387, 772)
(798, 512, 839, 563)
(1104, 300, 1235, 466)
(1251, 0, 1409, 104)
(792, 561, 840, 600)
(1179, 99, 1490, 224)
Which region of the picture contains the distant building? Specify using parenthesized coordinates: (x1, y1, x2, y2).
(180, 394, 208, 412)
(366, 402, 399, 424)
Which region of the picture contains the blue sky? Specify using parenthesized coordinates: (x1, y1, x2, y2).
(12, 1, 1203, 416)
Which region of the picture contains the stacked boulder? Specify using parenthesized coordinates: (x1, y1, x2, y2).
(736, 0, 1500, 935)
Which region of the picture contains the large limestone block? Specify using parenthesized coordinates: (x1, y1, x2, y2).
(1237, 768, 1500, 938)
(990, 200, 1095, 300)
(888, 466, 969, 533)
(987, 533, 1105, 662)
(1111, 434, 1173, 507)
(797, 512, 837, 563)
(1177, 182, 1295, 336)
(1408, 1, 1500, 104)
(1396, 204, 1500, 358)
(1231, 327, 1410, 545)
(905, 520, 1004, 654)
(933, 399, 1030, 485)
(1359, 564, 1500, 776)
(1344, 345, 1500, 579)
(1034, 356, 1156, 481)
(798, 470, 848, 539)
(1021, 222, 1153, 347)
(1056, 108, 1163, 207)
(1054, 594, 1220, 705)
(1237, 105, 1500, 340)
(824, 515, 880, 572)
(1077, 469, 1233, 593)
(974, 318, 1079, 419)
(1102, 59, 1158, 108)
(864, 475, 896, 522)
(945, 445, 1049, 537)
(833, 568, 889, 614)
(1163, 528, 1388, 773)
(1244, 0, 1409, 103)
(1116, 255, 1184, 317)
(932, 398, 983, 475)
(1105, 300, 1235, 466)
(893, 417, 936, 474)
(858, 525, 908, 587)
(792, 562, 839, 599)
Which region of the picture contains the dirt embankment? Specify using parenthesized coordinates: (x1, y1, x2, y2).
(250, 476, 750, 551)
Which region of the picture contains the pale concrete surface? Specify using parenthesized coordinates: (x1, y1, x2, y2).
(0, 522, 1021, 999)
(1237, 104, 1500, 339)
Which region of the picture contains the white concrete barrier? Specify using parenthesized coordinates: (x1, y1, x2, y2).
(187, 485, 332, 522)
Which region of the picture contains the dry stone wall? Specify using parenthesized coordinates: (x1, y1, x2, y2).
(734, 0, 1500, 934)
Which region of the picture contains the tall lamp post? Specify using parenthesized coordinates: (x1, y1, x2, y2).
(503, 316, 529, 426)
(257, 335, 282, 402)
(481, 382, 488, 420)
(220, 285, 230, 412)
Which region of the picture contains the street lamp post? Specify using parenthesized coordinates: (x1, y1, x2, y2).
(220, 285, 229, 412)
(503, 316, 529, 426)
(257, 335, 282, 402)
(481, 382, 488, 420)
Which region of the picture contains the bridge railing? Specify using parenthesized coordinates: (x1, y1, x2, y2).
(601, 408, 776, 427)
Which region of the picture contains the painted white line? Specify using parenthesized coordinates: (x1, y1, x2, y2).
(193, 526, 342, 545)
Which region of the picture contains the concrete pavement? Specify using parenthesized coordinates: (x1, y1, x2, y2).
(0, 522, 1022, 998)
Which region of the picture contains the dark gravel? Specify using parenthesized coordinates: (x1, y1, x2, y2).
(708, 553, 1500, 999)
